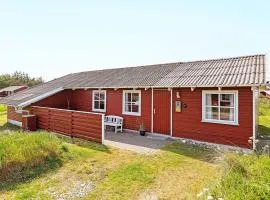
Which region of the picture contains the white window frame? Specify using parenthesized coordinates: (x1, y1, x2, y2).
(92, 90, 106, 112)
(122, 90, 141, 116)
(202, 90, 239, 125)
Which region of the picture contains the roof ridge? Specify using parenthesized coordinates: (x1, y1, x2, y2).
(180, 54, 265, 64)
(72, 54, 265, 75)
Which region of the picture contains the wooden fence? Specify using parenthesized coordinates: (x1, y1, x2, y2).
(30, 106, 104, 143)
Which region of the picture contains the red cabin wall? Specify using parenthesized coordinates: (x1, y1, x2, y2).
(32, 90, 72, 109)
(26, 86, 253, 148)
(70, 89, 152, 132)
(172, 87, 253, 148)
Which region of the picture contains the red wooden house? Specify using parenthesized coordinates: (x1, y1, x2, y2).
(0, 55, 266, 149)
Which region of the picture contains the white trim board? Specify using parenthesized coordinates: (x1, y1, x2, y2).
(122, 90, 141, 116)
(201, 90, 239, 125)
(101, 114, 105, 144)
(8, 119, 22, 127)
(92, 90, 107, 113)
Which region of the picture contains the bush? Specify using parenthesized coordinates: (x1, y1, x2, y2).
(0, 132, 66, 185)
(0, 104, 6, 113)
(212, 153, 270, 199)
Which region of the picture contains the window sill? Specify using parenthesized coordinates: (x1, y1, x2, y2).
(201, 119, 239, 126)
(122, 112, 141, 116)
(92, 109, 106, 113)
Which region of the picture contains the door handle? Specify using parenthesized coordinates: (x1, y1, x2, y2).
(154, 108, 155, 115)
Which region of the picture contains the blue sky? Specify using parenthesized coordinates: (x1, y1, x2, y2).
(0, 0, 269, 81)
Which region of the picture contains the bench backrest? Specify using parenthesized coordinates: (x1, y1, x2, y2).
(105, 115, 123, 124)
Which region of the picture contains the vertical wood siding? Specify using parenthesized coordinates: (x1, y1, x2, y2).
(70, 89, 152, 132)
(31, 106, 103, 143)
(19, 86, 253, 148)
(32, 90, 72, 109)
(153, 89, 170, 134)
(172, 87, 253, 148)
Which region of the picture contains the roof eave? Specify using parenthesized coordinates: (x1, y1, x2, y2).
(17, 87, 64, 108)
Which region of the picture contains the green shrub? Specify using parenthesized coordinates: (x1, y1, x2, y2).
(0, 132, 67, 185)
(212, 153, 270, 199)
(0, 104, 6, 113)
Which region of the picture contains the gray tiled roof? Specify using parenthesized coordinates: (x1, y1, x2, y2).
(0, 54, 266, 107)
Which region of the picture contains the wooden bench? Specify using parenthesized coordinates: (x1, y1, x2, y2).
(104, 115, 123, 133)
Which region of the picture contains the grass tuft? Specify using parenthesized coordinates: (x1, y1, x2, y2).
(0, 132, 66, 187)
(259, 97, 270, 135)
(211, 153, 270, 199)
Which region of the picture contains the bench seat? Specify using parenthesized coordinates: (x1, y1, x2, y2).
(104, 115, 123, 133)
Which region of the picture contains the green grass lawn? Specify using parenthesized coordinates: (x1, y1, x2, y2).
(0, 110, 269, 199)
(0, 132, 219, 200)
(259, 97, 270, 136)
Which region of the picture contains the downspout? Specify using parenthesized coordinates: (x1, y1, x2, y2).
(151, 87, 154, 133)
(102, 114, 105, 144)
(170, 88, 173, 137)
(252, 87, 257, 150)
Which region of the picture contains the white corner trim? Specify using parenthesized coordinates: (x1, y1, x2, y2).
(18, 87, 64, 108)
(122, 90, 141, 116)
(92, 90, 106, 112)
(101, 114, 105, 144)
(170, 89, 173, 136)
(151, 88, 154, 133)
(201, 90, 239, 125)
(252, 87, 256, 150)
(8, 119, 22, 127)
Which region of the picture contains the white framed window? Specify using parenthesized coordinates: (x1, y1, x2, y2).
(122, 90, 141, 116)
(202, 90, 238, 125)
(92, 90, 106, 112)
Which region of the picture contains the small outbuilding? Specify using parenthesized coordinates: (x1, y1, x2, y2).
(0, 86, 27, 97)
(260, 90, 270, 98)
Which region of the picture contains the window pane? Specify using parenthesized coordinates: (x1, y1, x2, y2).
(132, 93, 139, 102)
(206, 94, 219, 106)
(94, 101, 99, 109)
(125, 103, 132, 112)
(128, 93, 132, 102)
(220, 94, 234, 107)
(94, 93, 99, 100)
(206, 107, 219, 120)
(132, 105, 139, 113)
(220, 108, 234, 121)
(100, 93, 105, 100)
(100, 101, 105, 109)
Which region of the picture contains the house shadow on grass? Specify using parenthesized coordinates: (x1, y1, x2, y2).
(162, 142, 221, 164)
(0, 122, 20, 132)
(55, 134, 111, 153)
(258, 125, 270, 137)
